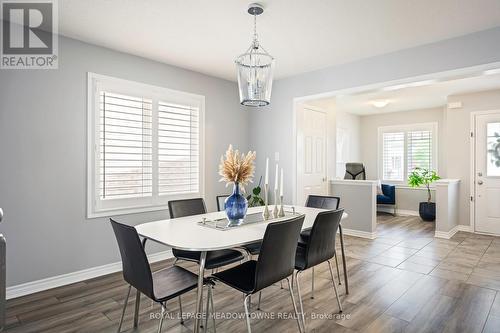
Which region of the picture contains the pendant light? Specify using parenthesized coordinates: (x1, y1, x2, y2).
(235, 3, 275, 107)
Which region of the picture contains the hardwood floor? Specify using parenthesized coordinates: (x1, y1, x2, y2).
(5, 214, 500, 333)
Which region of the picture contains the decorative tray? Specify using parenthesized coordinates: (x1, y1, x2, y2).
(197, 209, 302, 231)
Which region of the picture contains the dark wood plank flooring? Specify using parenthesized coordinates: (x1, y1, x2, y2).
(5, 214, 500, 333)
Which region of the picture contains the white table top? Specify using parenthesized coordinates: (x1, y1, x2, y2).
(135, 205, 348, 251)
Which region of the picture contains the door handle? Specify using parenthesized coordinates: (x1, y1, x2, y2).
(478, 180, 484, 185)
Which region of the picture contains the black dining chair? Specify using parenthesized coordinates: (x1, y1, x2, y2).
(216, 195, 229, 212)
(294, 210, 344, 328)
(110, 219, 215, 333)
(168, 198, 244, 269)
(301, 195, 346, 297)
(216, 195, 262, 256)
(211, 215, 306, 333)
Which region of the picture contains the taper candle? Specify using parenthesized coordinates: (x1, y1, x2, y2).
(280, 168, 284, 196)
(264, 158, 269, 185)
(274, 163, 279, 190)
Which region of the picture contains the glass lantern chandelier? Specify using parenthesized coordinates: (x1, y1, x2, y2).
(236, 3, 275, 107)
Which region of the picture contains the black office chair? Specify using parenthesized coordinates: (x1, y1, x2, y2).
(300, 195, 344, 298)
(344, 162, 366, 180)
(294, 210, 344, 328)
(110, 219, 215, 333)
(212, 216, 306, 333)
(168, 198, 244, 269)
(216, 195, 262, 256)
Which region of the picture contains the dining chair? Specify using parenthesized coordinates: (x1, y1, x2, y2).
(110, 219, 215, 333)
(216, 195, 262, 256)
(301, 195, 348, 297)
(211, 215, 306, 333)
(294, 209, 344, 329)
(168, 198, 245, 269)
(216, 195, 229, 212)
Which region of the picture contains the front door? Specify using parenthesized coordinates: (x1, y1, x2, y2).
(296, 107, 327, 205)
(474, 111, 500, 235)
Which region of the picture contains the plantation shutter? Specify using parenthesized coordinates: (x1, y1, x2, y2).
(157, 102, 200, 195)
(407, 130, 432, 175)
(99, 92, 153, 199)
(382, 132, 405, 181)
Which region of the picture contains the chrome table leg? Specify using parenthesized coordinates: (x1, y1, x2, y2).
(194, 251, 207, 333)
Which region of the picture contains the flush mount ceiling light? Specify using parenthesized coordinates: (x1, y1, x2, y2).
(235, 3, 275, 107)
(371, 100, 390, 108)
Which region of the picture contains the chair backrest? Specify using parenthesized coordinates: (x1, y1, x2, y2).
(216, 195, 229, 212)
(302, 209, 344, 269)
(168, 198, 207, 218)
(110, 219, 154, 299)
(305, 195, 340, 210)
(344, 163, 366, 180)
(254, 215, 305, 292)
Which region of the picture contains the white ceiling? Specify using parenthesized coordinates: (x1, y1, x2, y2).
(311, 73, 500, 115)
(59, 0, 500, 81)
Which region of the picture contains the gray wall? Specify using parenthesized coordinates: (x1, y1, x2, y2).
(249, 27, 500, 205)
(446, 89, 500, 227)
(360, 107, 446, 180)
(359, 107, 444, 212)
(0, 36, 249, 287)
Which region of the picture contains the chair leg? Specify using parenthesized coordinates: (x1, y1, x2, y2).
(133, 289, 141, 328)
(280, 280, 284, 289)
(295, 271, 306, 331)
(158, 303, 167, 333)
(117, 285, 132, 333)
(204, 285, 211, 333)
(327, 261, 343, 313)
(286, 277, 304, 333)
(334, 254, 341, 285)
(208, 284, 216, 333)
(243, 294, 252, 333)
(311, 267, 315, 299)
(179, 295, 184, 325)
(257, 291, 262, 310)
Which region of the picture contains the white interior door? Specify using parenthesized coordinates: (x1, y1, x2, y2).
(474, 112, 500, 235)
(296, 107, 327, 205)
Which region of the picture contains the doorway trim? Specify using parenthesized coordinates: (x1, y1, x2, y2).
(293, 102, 329, 205)
(470, 109, 500, 234)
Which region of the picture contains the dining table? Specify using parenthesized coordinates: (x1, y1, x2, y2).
(135, 205, 348, 333)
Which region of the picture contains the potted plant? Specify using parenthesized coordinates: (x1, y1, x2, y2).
(408, 167, 440, 221)
(218, 145, 256, 225)
(246, 176, 265, 207)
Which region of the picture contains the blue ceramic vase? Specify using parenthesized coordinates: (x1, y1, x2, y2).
(225, 182, 248, 225)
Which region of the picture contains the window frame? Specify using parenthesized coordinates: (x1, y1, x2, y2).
(87, 73, 205, 218)
(377, 122, 438, 184)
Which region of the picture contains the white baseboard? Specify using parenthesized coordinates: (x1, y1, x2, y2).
(434, 225, 472, 239)
(6, 250, 173, 300)
(457, 225, 472, 232)
(377, 207, 419, 216)
(434, 225, 459, 239)
(342, 228, 377, 240)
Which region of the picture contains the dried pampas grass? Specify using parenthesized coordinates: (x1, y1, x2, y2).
(219, 145, 256, 186)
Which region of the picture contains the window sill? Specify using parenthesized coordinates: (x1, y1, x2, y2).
(87, 204, 169, 219)
(381, 183, 435, 191)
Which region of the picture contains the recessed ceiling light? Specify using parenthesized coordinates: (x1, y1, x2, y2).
(382, 79, 436, 91)
(371, 100, 390, 108)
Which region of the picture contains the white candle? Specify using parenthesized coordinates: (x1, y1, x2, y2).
(280, 168, 284, 196)
(264, 158, 269, 185)
(274, 163, 279, 190)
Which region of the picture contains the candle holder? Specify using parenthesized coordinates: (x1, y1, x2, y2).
(262, 184, 270, 220)
(278, 195, 285, 217)
(273, 189, 279, 218)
